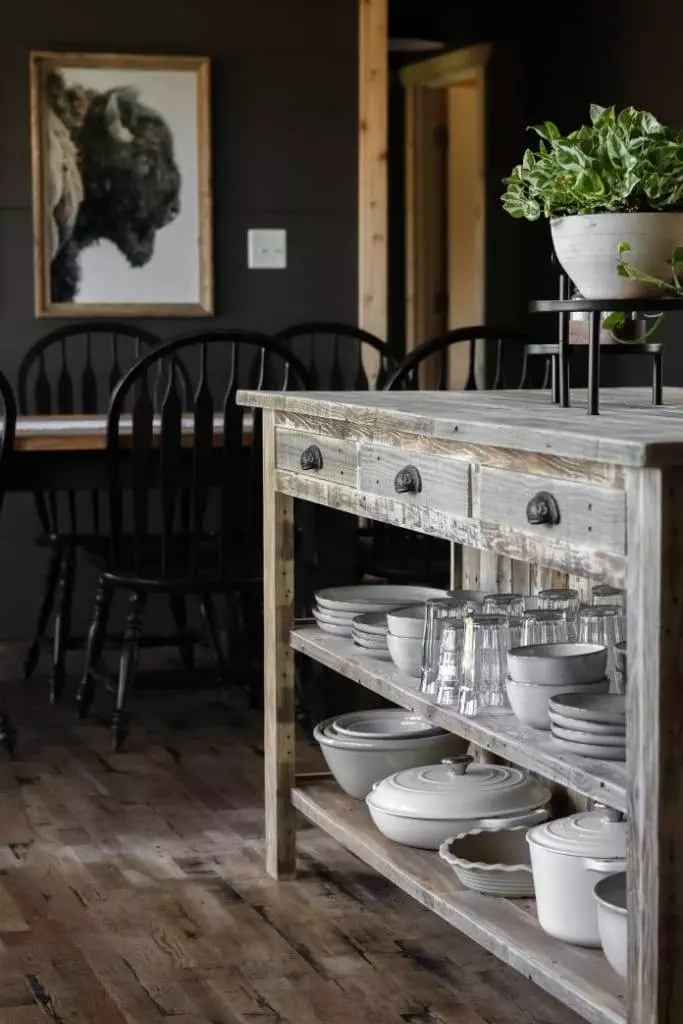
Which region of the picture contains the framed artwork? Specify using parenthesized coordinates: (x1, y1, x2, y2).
(30, 51, 212, 317)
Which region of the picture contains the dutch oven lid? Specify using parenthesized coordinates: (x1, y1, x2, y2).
(367, 755, 550, 820)
(527, 809, 628, 857)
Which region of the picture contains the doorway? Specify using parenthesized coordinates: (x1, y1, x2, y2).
(402, 44, 490, 388)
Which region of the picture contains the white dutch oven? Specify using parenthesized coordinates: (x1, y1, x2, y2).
(366, 754, 550, 850)
(527, 809, 627, 947)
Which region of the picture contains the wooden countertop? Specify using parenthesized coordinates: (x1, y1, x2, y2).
(13, 412, 253, 452)
(237, 387, 683, 467)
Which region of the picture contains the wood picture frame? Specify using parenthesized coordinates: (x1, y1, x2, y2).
(30, 51, 213, 317)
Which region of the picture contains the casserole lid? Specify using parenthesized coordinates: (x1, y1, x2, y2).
(367, 755, 550, 820)
(527, 809, 627, 857)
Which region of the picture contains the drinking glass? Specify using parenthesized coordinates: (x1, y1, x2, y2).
(483, 593, 524, 616)
(614, 640, 627, 694)
(591, 584, 626, 609)
(520, 609, 572, 646)
(458, 613, 510, 716)
(420, 596, 478, 696)
(578, 605, 625, 689)
(538, 588, 580, 638)
(434, 618, 466, 706)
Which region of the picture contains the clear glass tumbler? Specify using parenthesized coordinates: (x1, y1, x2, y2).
(434, 617, 466, 706)
(482, 593, 525, 617)
(578, 605, 625, 689)
(520, 608, 572, 646)
(591, 583, 626, 609)
(458, 613, 510, 716)
(420, 596, 478, 696)
(614, 640, 627, 694)
(538, 588, 580, 639)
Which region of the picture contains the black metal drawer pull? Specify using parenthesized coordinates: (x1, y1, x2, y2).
(394, 465, 422, 494)
(300, 445, 323, 471)
(526, 491, 561, 526)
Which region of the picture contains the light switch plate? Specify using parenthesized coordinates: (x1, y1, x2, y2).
(247, 228, 287, 269)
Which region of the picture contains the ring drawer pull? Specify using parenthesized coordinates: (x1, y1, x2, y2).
(526, 491, 561, 526)
(394, 465, 422, 494)
(300, 444, 323, 471)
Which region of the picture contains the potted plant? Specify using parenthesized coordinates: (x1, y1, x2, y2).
(501, 104, 683, 299)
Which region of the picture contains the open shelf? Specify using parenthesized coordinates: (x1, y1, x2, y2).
(292, 625, 627, 811)
(293, 781, 626, 1024)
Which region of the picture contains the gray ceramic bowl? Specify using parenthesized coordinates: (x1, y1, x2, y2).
(507, 643, 607, 686)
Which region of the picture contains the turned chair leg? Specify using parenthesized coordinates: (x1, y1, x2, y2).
(24, 546, 61, 680)
(169, 594, 194, 670)
(50, 546, 76, 704)
(200, 594, 229, 691)
(112, 591, 146, 752)
(76, 578, 113, 719)
(0, 700, 17, 758)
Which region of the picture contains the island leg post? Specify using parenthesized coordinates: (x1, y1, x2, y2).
(262, 410, 296, 879)
(626, 466, 683, 1023)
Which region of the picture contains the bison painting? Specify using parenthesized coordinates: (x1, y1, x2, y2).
(31, 53, 212, 315)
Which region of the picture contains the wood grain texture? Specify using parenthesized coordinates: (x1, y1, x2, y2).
(291, 626, 627, 809)
(293, 781, 625, 1024)
(358, 442, 470, 516)
(237, 387, 683, 467)
(263, 411, 296, 879)
(276, 468, 625, 584)
(476, 465, 626, 555)
(275, 428, 358, 487)
(626, 466, 683, 1024)
(13, 414, 252, 452)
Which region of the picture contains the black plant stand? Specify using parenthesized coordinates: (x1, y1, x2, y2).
(530, 293, 683, 414)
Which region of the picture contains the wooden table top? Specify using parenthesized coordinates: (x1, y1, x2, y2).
(237, 387, 683, 468)
(13, 412, 254, 453)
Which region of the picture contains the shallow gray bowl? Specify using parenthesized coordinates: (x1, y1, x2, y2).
(507, 643, 607, 686)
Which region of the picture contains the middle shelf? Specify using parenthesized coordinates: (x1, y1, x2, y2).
(291, 625, 627, 811)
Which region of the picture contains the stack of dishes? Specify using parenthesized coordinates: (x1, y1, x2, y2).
(312, 585, 446, 637)
(386, 604, 426, 677)
(505, 643, 609, 730)
(351, 611, 389, 658)
(548, 693, 626, 761)
(313, 710, 465, 799)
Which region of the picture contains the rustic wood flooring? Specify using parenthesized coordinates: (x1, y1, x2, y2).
(0, 647, 583, 1024)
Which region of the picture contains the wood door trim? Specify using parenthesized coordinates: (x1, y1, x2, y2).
(400, 43, 491, 89)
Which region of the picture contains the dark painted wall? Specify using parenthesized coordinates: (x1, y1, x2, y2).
(0, 0, 357, 639)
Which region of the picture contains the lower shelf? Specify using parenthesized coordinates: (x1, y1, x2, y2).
(292, 781, 626, 1024)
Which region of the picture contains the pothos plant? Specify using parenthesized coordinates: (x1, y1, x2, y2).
(502, 104, 683, 221)
(602, 242, 683, 340)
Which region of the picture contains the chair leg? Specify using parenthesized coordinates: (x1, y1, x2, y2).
(0, 700, 17, 758)
(77, 578, 113, 720)
(50, 546, 76, 704)
(112, 591, 146, 752)
(24, 546, 61, 679)
(200, 594, 229, 691)
(168, 594, 194, 670)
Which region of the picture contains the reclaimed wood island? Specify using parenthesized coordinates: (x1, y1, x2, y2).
(237, 386, 683, 1024)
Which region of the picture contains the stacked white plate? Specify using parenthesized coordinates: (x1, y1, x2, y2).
(351, 611, 390, 658)
(312, 584, 446, 637)
(548, 693, 626, 760)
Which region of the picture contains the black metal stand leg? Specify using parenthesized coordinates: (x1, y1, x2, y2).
(77, 578, 112, 719)
(588, 311, 601, 415)
(168, 594, 194, 670)
(653, 350, 663, 406)
(0, 700, 17, 758)
(25, 545, 61, 679)
(550, 355, 559, 401)
(112, 591, 146, 752)
(558, 273, 570, 407)
(50, 546, 76, 703)
(200, 593, 230, 692)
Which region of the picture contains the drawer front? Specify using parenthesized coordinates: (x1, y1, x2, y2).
(476, 467, 625, 553)
(359, 444, 470, 516)
(275, 428, 358, 487)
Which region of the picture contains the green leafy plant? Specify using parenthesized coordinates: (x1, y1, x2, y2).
(502, 104, 683, 221)
(602, 242, 683, 341)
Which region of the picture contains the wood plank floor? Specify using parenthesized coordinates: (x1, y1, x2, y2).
(0, 649, 584, 1024)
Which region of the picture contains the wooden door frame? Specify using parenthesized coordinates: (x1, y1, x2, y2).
(401, 44, 491, 361)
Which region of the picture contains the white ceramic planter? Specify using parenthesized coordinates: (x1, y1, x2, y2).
(527, 811, 627, 947)
(550, 212, 683, 299)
